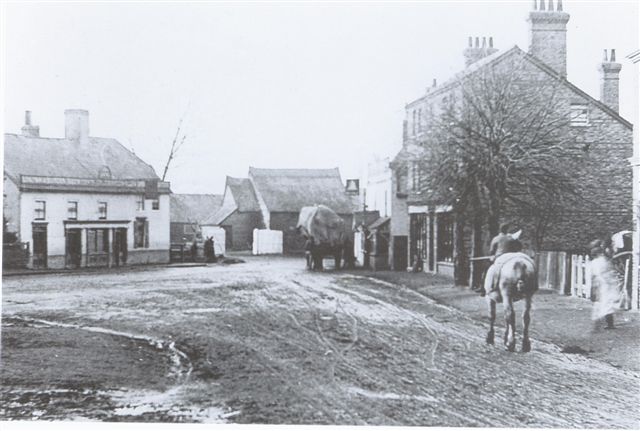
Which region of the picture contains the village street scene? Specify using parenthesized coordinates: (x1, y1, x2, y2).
(2, 0, 640, 428)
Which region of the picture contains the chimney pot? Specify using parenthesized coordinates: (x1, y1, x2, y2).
(468, 36, 472, 47)
(533, 0, 537, 10)
(489, 37, 494, 48)
(482, 37, 487, 48)
(603, 49, 608, 62)
(65, 109, 90, 143)
(432, 78, 437, 87)
(475, 37, 479, 48)
(528, 0, 569, 76)
(600, 50, 622, 112)
(557, 0, 563, 11)
(21, 110, 40, 137)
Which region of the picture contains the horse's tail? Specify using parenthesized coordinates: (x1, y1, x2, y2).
(514, 258, 537, 294)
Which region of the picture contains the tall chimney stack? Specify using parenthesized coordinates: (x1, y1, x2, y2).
(528, 0, 570, 76)
(463, 35, 498, 67)
(599, 49, 622, 112)
(21, 110, 40, 137)
(65, 109, 90, 143)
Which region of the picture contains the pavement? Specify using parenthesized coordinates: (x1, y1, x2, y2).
(356, 268, 640, 371)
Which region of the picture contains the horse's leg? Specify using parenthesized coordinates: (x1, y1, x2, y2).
(503, 293, 516, 352)
(522, 295, 532, 353)
(486, 298, 496, 345)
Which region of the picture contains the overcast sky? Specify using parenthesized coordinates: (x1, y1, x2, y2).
(3, 0, 638, 194)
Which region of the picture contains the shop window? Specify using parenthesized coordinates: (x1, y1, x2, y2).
(437, 212, 454, 263)
(34, 200, 46, 220)
(87, 229, 109, 254)
(134, 217, 149, 248)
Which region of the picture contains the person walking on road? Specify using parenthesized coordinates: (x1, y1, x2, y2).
(589, 240, 621, 330)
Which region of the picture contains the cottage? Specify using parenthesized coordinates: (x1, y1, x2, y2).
(3, 109, 171, 269)
(170, 193, 223, 243)
(248, 167, 358, 254)
(202, 176, 264, 251)
(390, 1, 633, 282)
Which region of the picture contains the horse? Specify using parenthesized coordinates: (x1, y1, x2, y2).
(484, 252, 538, 352)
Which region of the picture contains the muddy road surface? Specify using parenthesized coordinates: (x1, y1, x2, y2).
(2, 256, 639, 426)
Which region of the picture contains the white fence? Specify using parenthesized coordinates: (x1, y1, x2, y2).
(570, 254, 592, 300)
(252, 229, 283, 255)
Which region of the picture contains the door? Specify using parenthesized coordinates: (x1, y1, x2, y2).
(393, 235, 408, 271)
(65, 228, 82, 268)
(32, 224, 48, 269)
(113, 228, 127, 266)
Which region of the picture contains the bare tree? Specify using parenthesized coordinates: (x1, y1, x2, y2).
(161, 116, 187, 182)
(418, 56, 583, 250)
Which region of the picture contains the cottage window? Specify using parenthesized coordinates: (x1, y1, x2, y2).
(411, 161, 421, 192)
(152, 199, 160, 210)
(570, 104, 589, 126)
(413, 110, 418, 135)
(67, 201, 78, 220)
(136, 196, 145, 211)
(134, 217, 149, 248)
(396, 167, 407, 194)
(98, 202, 107, 220)
(34, 200, 46, 220)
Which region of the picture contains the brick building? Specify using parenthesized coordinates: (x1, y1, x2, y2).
(390, 1, 633, 281)
(3, 110, 171, 269)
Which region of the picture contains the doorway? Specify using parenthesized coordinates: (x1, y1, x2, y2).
(65, 228, 82, 268)
(32, 224, 48, 269)
(393, 235, 408, 271)
(113, 228, 127, 266)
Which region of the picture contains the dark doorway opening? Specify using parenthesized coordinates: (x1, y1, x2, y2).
(65, 228, 82, 268)
(32, 224, 48, 269)
(393, 235, 408, 271)
(113, 228, 128, 266)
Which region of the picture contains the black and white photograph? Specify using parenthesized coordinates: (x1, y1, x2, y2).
(1, 0, 639, 428)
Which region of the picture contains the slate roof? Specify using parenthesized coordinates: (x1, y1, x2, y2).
(227, 177, 261, 212)
(405, 45, 632, 129)
(248, 167, 356, 214)
(170, 194, 223, 224)
(3, 134, 160, 183)
(201, 177, 261, 225)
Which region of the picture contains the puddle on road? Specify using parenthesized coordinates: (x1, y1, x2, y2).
(345, 386, 437, 403)
(183, 307, 223, 314)
(1, 316, 226, 423)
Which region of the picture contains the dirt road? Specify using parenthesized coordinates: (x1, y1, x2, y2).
(2, 256, 639, 426)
